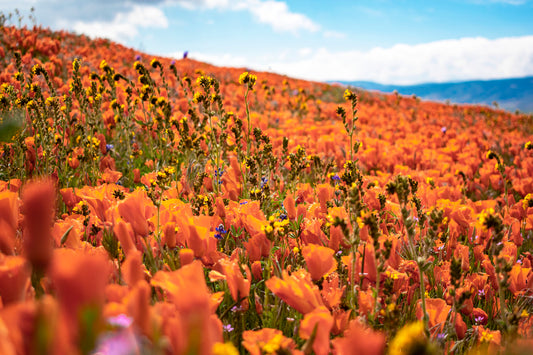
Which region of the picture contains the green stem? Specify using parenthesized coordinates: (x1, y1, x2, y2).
(418, 262, 429, 330)
(374, 261, 381, 317)
(244, 87, 251, 156)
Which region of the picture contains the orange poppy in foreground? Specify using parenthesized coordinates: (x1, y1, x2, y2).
(299, 306, 334, 355)
(332, 319, 386, 355)
(302, 244, 337, 281)
(117, 188, 155, 237)
(22, 178, 56, 271)
(0, 191, 18, 255)
(0, 256, 31, 305)
(151, 261, 222, 355)
(220, 259, 251, 303)
(416, 298, 467, 339)
(265, 269, 324, 314)
(49, 248, 111, 351)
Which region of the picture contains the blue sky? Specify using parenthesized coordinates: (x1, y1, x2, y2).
(2, 0, 533, 84)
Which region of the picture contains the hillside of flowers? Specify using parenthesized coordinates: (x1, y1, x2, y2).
(0, 18, 533, 355)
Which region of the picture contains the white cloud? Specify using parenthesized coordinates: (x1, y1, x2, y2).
(323, 30, 346, 39)
(173, 0, 240, 10)
(69, 5, 168, 43)
(246, 0, 320, 33)
(173, 0, 320, 33)
(298, 48, 313, 57)
(188, 36, 533, 84)
(469, 0, 529, 4)
(186, 52, 250, 68)
(6, 0, 324, 40)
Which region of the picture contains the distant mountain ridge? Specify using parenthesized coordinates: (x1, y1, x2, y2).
(335, 76, 533, 113)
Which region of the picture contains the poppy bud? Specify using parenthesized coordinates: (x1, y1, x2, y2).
(251, 261, 263, 281)
(179, 248, 194, 266)
(133, 168, 141, 183)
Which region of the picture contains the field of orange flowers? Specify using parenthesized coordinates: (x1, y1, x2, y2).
(0, 17, 533, 355)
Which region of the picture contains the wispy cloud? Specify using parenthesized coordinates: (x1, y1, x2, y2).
(5, 0, 321, 38)
(186, 52, 250, 68)
(323, 30, 346, 39)
(65, 5, 168, 43)
(189, 36, 533, 84)
(174, 0, 320, 33)
(246, 0, 320, 33)
(468, 0, 530, 4)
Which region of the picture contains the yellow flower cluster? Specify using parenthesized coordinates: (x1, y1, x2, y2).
(212, 342, 239, 355)
(523, 194, 532, 210)
(479, 329, 494, 343)
(259, 333, 285, 354)
(343, 89, 357, 101)
(388, 321, 426, 355)
(239, 71, 257, 89)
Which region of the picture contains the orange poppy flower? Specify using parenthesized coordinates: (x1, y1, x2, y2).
(331, 309, 352, 336)
(358, 288, 376, 318)
(321, 272, 345, 310)
(49, 248, 111, 350)
(187, 220, 217, 260)
(151, 261, 222, 355)
(22, 178, 56, 271)
(51, 218, 84, 249)
(265, 269, 324, 314)
(133, 168, 141, 183)
(499, 241, 517, 265)
(151, 260, 211, 312)
(251, 260, 263, 281)
(283, 194, 296, 220)
(0, 300, 42, 355)
(301, 218, 328, 245)
(453, 243, 470, 272)
(243, 233, 271, 262)
(341, 243, 377, 286)
(508, 264, 531, 295)
(0, 316, 16, 355)
(125, 280, 152, 337)
(117, 188, 155, 237)
(244, 214, 268, 238)
(98, 168, 122, 184)
(122, 250, 146, 286)
(0, 191, 18, 255)
(328, 225, 344, 251)
(75, 184, 115, 222)
(24, 136, 36, 173)
(0, 256, 31, 305)
(50, 248, 111, 315)
(302, 244, 337, 281)
(332, 319, 386, 355)
(179, 248, 195, 266)
(299, 306, 333, 355)
(162, 222, 178, 248)
(113, 220, 137, 257)
(316, 183, 334, 214)
(221, 154, 242, 201)
(219, 259, 251, 303)
(474, 325, 502, 353)
(416, 297, 467, 339)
